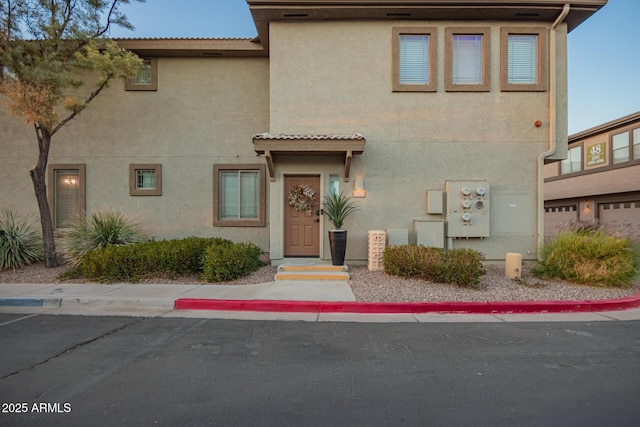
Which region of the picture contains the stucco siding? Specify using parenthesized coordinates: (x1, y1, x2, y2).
(1, 57, 271, 248)
(267, 21, 564, 260)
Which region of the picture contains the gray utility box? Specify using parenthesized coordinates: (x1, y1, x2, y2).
(445, 180, 490, 238)
(412, 220, 445, 248)
(387, 228, 409, 246)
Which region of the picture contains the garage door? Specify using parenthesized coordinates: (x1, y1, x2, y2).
(544, 205, 577, 237)
(599, 201, 640, 225)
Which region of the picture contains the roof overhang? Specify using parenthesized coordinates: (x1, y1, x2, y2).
(253, 133, 366, 181)
(114, 38, 267, 57)
(569, 111, 640, 143)
(248, 0, 608, 52)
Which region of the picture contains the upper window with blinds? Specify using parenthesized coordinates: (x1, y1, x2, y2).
(445, 27, 490, 92)
(392, 27, 437, 92)
(125, 58, 158, 91)
(501, 28, 548, 91)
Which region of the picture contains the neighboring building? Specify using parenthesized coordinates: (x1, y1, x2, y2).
(544, 111, 640, 236)
(0, 1, 607, 264)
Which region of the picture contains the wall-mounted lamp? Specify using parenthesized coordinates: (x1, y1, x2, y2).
(62, 177, 77, 185)
(353, 176, 366, 198)
(583, 200, 591, 214)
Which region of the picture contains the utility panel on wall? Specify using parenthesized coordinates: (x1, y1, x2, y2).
(445, 180, 490, 238)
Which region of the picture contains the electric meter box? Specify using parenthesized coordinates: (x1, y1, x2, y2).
(445, 180, 490, 238)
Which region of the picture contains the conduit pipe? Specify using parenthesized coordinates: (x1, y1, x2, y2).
(536, 3, 570, 259)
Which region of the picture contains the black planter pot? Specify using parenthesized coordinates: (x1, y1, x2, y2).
(328, 230, 347, 266)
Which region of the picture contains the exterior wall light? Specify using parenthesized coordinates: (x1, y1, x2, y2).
(353, 176, 366, 198)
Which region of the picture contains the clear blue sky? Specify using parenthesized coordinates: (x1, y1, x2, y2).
(109, 0, 639, 134)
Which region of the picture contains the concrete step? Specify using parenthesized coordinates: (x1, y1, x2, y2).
(275, 264, 350, 281)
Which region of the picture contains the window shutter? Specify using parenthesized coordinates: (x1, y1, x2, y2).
(508, 35, 538, 84)
(399, 35, 430, 84)
(452, 35, 483, 84)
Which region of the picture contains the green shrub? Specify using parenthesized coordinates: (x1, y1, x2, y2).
(0, 209, 44, 270)
(202, 242, 264, 282)
(441, 248, 486, 288)
(534, 230, 638, 288)
(80, 237, 232, 282)
(384, 245, 485, 288)
(60, 210, 147, 266)
(383, 245, 430, 277)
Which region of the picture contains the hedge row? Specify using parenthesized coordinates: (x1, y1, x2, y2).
(383, 245, 486, 289)
(79, 237, 264, 283)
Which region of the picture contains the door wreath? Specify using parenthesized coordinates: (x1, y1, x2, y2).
(288, 184, 317, 215)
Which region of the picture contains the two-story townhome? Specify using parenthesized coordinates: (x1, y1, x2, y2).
(544, 111, 640, 235)
(0, 0, 606, 265)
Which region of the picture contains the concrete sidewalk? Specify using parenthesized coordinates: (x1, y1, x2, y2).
(1, 280, 639, 323)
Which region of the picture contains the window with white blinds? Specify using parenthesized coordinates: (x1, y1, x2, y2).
(392, 27, 437, 92)
(501, 28, 547, 91)
(54, 170, 80, 228)
(452, 35, 483, 85)
(399, 35, 430, 85)
(445, 28, 490, 92)
(49, 164, 85, 229)
(213, 164, 266, 227)
(220, 170, 259, 220)
(507, 35, 538, 84)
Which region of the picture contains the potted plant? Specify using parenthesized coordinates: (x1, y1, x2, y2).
(322, 191, 359, 266)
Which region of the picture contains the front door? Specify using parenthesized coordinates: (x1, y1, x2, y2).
(284, 175, 321, 257)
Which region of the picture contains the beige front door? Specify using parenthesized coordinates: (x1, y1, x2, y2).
(284, 175, 321, 257)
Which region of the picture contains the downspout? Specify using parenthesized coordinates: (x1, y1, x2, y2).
(537, 3, 570, 258)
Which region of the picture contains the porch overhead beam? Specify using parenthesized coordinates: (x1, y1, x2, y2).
(344, 150, 353, 182)
(264, 150, 275, 182)
(253, 133, 366, 181)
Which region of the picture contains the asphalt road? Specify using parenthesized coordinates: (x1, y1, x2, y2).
(1, 314, 639, 426)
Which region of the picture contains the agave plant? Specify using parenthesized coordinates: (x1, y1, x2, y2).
(60, 210, 147, 266)
(0, 209, 44, 270)
(322, 191, 359, 230)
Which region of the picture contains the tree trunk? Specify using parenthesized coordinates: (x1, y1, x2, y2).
(30, 125, 57, 268)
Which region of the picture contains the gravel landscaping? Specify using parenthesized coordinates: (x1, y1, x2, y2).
(0, 261, 637, 303)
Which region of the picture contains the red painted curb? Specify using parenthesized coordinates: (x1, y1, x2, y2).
(174, 292, 640, 314)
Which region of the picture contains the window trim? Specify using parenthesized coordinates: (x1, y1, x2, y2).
(129, 164, 162, 196)
(445, 27, 491, 92)
(560, 144, 583, 175)
(500, 27, 548, 92)
(213, 164, 266, 227)
(47, 163, 86, 228)
(392, 27, 438, 92)
(611, 131, 631, 164)
(125, 58, 158, 91)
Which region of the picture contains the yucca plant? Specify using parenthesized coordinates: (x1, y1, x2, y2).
(60, 210, 147, 267)
(322, 191, 359, 230)
(0, 209, 44, 270)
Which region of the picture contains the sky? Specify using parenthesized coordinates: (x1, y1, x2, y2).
(108, 0, 640, 135)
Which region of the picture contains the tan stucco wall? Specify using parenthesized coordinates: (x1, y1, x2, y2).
(268, 21, 567, 261)
(1, 57, 271, 249)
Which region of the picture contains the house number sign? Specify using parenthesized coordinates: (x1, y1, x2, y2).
(587, 142, 606, 166)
